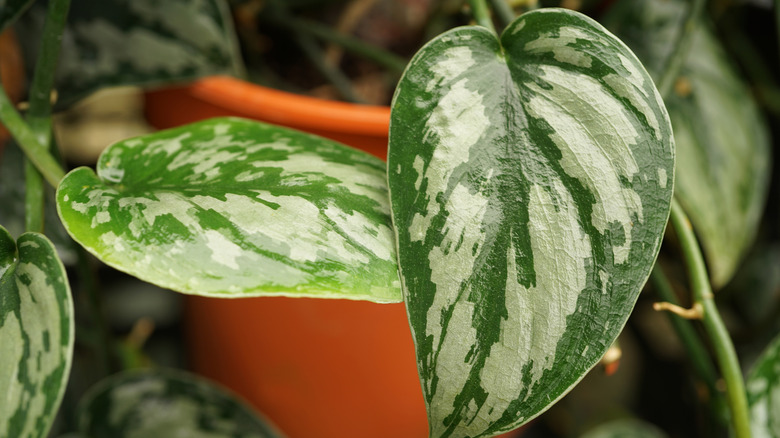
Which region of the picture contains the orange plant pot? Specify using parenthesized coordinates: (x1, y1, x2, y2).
(145, 76, 522, 438)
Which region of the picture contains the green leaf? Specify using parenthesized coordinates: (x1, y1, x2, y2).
(15, 0, 244, 109)
(77, 369, 286, 438)
(388, 9, 673, 437)
(0, 0, 34, 33)
(581, 419, 668, 438)
(747, 334, 780, 437)
(604, 0, 771, 288)
(57, 117, 401, 302)
(0, 225, 74, 438)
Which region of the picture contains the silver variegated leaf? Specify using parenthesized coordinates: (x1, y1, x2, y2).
(388, 9, 674, 437)
(605, 0, 771, 288)
(0, 226, 74, 438)
(747, 334, 780, 437)
(56, 117, 401, 302)
(77, 369, 286, 438)
(15, 0, 244, 109)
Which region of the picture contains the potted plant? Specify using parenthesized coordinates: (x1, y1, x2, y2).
(1, 1, 778, 438)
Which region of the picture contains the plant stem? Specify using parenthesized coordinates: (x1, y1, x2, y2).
(469, 0, 496, 34)
(650, 265, 728, 424)
(22, 0, 71, 232)
(669, 199, 751, 438)
(293, 33, 364, 103)
(656, 0, 706, 99)
(275, 15, 408, 74)
(24, 161, 45, 233)
(0, 85, 64, 187)
(489, 0, 516, 30)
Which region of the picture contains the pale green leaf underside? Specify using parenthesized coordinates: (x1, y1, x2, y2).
(581, 419, 668, 438)
(747, 334, 780, 437)
(389, 9, 674, 437)
(0, 226, 74, 438)
(605, 0, 771, 287)
(77, 369, 285, 438)
(15, 0, 243, 109)
(56, 117, 401, 302)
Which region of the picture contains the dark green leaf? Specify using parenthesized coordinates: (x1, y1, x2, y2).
(389, 9, 674, 437)
(15, 0, 244, 109)
(605, 0, 771, 288)
(78, 369, 285, 438)
(57, 117, 401, 302)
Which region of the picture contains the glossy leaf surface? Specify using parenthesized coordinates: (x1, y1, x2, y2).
(78, 369, 285, 438)
(605, 0, 771, 287)
(747, 334, 780, 437)
(0, 0, 33, 32)
(15, 0, 243, 109)
(389, 9, 674, 437)
(0, 226, 74, 438)
(57, 118, 401, 302)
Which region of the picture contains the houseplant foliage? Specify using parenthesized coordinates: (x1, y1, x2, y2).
(388, 8, 673, 436)
(0, 225, 73, 438)
(603, 0, 770, 288)
(56, 118, 401, 302)
(0, 0, 778, 437)
(77, 369, 284, 438)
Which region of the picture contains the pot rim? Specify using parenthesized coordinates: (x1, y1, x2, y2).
(188, 75, 391, 137)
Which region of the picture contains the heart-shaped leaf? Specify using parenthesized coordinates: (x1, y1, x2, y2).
(0, 226, 74, 438)
(77, 369, 286, 438)
(389, 9, 674, 437)
(57, 117, 401, 302)
(604, 0, 771, 288)
(15, 0, 244, 109)
(747, 334, 780, 437)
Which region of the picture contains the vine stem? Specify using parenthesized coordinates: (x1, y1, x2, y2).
(656, 0, 706, 98)
(0, 85, 64, 187)
(469, 0, 496, 34)
(650, 266, 728, 425)
(669, 199, 751, 438)
(22, 0, 71, 232)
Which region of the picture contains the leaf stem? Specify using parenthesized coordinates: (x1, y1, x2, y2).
(650, 265, 729, 424)
(469, 0, 496, 34)
(0, 85, 64, 187)
(669, 199, 751, 437)
(489, 0, 516, 30)
(656, 0, 705, 99)
(273, 15, 408, 74)
(22, 0, 71, 232)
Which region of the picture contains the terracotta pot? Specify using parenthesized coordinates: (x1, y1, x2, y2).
(0, 28, 26, 149)
(145, 76, 522, 438)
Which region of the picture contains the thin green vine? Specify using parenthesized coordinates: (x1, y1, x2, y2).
(469, 0, 497, 34)
(0, 85, 64, 188)
(669, 199, 751, 438)
(22, 0, 71, 233)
